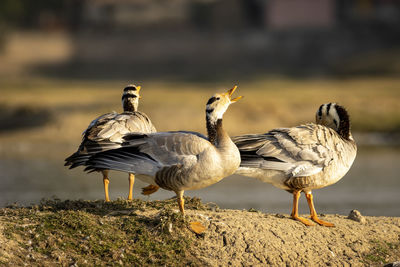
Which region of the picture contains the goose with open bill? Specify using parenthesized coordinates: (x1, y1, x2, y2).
(83, 86, 243, 233)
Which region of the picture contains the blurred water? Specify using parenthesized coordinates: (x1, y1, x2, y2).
(0, 147, 399, 217)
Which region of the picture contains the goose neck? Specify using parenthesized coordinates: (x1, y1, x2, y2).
(207, 118, 227, 145)
(123, 101, 138, 112)
(337, 117, 351, 141)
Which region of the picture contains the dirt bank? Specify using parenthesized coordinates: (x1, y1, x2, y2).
(1, 198, 399, 266)
(188, 209, 400, 266)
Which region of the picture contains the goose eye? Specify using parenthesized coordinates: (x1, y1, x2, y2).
(216, 97, 220, 100)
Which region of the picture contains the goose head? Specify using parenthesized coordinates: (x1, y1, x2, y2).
(316, 103, 352, 140)
(122, 84, 141, 112)
(206, 85, 242, 124)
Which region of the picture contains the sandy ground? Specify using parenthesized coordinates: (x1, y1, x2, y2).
(186, 209, 400, 266)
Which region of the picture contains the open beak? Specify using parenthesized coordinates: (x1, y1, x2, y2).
(226, 85, 242, 102)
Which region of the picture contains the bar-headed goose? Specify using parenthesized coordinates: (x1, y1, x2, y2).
(83, 86, 242, 233)
(233, 103, 357, 227)
(65, 84, 157, 202)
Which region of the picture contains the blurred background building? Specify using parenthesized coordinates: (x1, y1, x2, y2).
(0, 0, 399, 80)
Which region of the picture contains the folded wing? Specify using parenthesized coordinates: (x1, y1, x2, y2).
(84, 131, 210, 177)
(65, 111, 156, 168)
(233, 124, 336, 178)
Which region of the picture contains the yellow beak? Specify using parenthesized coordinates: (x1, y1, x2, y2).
(227, 85, 237, 97)
(136, 85, 142, 98)
(226, 85, 242, 102)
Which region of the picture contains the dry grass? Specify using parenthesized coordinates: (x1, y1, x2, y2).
(1, 77, 399, 148)
(0, 198, 204, 266)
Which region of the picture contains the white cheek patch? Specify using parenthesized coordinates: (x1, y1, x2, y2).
(329, 105, 340, 129)
(206, 102, 229, 121)
(215, 105, 228, 119)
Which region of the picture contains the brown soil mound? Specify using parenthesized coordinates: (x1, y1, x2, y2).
(1, 199, 399, 266)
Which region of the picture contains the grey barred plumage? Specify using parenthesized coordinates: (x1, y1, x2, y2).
(155, 164, 185, 191)
(83, 86, 242, 233)
(65, 84, 157, 202)
(233, 103, 356, 227)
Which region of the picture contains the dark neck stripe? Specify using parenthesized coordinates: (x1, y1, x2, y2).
(333, 118, 338, 128)
(206, 118, 222, 145)
(326, 103, 332, 114)
(335, 105, 351, 140)
(124, 86, 137, 92)
(206, 108, 214, 113)
(122, 93, 138, 99)
(206, 97, 217, 105)
(123, 101, 137, 112)
(317, 105, 323, 117)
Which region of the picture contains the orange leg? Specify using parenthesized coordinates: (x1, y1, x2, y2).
(291, 190, 314, 226)
(141, 184, 160, 195)
(305, 192, 335, 227)
(127, 173, 135, 200)
(175, 190, 206, 234)
(102, 170, 110, 202)
(176, 190, 185, 215)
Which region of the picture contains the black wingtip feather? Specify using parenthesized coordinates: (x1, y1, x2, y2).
(83, 146, 160, 175)
(123, 133, 148, 141)
(64, 151, 92, 169)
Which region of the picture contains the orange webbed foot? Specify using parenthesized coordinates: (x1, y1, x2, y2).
(292, 214, 315, 226)
(189, 221, 206, 234)
(311, 215, 335, 227)
(141, 185, 160, 195)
